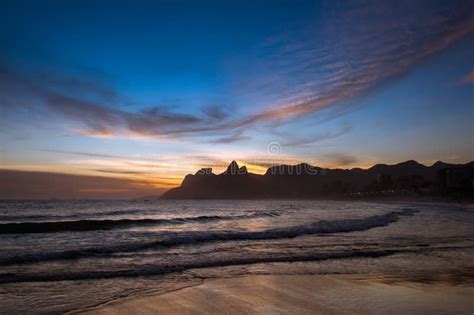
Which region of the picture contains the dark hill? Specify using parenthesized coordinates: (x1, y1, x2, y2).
(160, 160, 474, 199)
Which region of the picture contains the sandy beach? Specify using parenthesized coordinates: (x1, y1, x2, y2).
(81, 274, 474, 314)
(2, 200, 473, 313)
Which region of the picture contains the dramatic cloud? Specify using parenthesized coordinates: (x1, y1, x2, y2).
(227, 0, 474, 127)
(1, 1, 473, 143)
(0, 65, 231, 138)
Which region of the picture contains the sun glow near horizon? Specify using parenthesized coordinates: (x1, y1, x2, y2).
(1, 0, 473, 198)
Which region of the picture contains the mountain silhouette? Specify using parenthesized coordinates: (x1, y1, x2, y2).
(161, 160, 474, 199)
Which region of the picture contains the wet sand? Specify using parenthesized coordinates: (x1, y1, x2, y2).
(81, 274, 474, 314)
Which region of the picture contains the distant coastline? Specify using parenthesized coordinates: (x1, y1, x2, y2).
(161, 160, 474, 200)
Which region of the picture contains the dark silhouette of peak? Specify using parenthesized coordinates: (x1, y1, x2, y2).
(265, 163, 321, 176)
(239, 166, 248, 174)
(195, 168, 214, 176)
(224, 160, 240, 175)
(228, 160, 238, 169)
(396, 160, 426, 171)
(369, 160, 426, 175)
(399, 160, 424, 167)
(160, 159, 474, 199)
(431, 161, 449, 169)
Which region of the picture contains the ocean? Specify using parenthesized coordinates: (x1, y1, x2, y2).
(0, 200, 473, 313)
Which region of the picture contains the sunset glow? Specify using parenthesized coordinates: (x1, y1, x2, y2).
(1, 0, 473, 198)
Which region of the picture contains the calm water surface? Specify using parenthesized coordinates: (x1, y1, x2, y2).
(0, 200, 473, 313)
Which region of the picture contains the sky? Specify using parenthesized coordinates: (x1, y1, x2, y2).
(0, 0, 473, 197)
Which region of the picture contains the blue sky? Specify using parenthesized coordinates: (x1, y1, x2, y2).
(1, 0, 473, 190)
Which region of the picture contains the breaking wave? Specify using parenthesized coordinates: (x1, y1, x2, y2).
(0, 209, 418, 266)
(0, 212, 280, 234)
(0, 248, 408, 284)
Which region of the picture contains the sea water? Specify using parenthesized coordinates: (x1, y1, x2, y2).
(0, 200, 473, 313)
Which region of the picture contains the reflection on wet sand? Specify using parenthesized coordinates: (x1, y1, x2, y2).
(82, 274, 474, 314)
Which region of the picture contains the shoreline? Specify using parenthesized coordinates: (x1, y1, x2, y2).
(2, 196, 473, 204)
(151, 197, 474, 206)
(79, 274, 474, 314)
